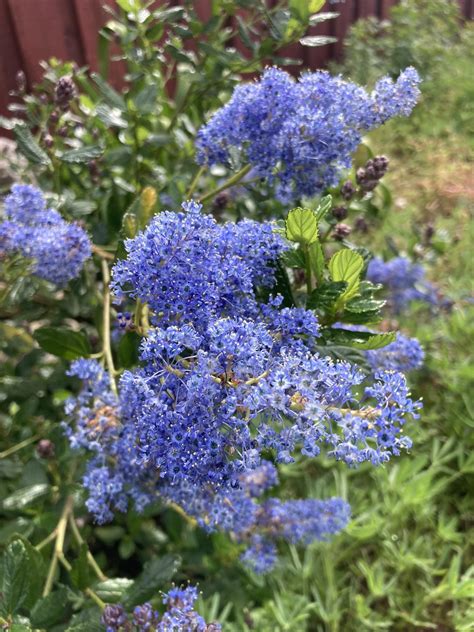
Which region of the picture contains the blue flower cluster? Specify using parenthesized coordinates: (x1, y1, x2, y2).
(101, 585, 221, 631)
(66, 201, 420, 571)
(196, 67, 420, 202)
(367, 256, 439, 314)
(0, 184, 91, 285)
(111, 201, 286, 332)
(366, 333, 425, 373)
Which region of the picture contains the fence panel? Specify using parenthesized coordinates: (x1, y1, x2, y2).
(0, 0, 471, 119)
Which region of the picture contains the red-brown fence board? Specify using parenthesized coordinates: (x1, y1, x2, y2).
(0, 0, 471, 120)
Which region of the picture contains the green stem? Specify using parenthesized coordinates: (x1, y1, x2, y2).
(199, 164, 252, 204)
(304, 245, 313, 294)
(68, 514, 107, 582)
(186, 165, 206, 199)
(58, 553, 106, 609)
(101, 260, 117, 394)
(0, 434, 40, 459)
(42, 496, 74, 597)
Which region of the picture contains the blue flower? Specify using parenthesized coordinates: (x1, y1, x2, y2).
(0, 184, 91, 285)
(196, 67, 420, 201)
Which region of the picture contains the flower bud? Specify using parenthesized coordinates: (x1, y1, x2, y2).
(332, 205, 348, 220)
(354, 216, 369, 233)
(55, 76, 76, 111)
(36, 439, 55, 459)
(341, 180, 356, 201)
(332, 223, 352, 240)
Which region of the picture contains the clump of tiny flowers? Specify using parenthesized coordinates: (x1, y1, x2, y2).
(100, 585, 221, 632)
(0, 184, 91, 284)
(196, 67, 420, 202)
(366, 333, 424, 373)
(66, 201, 420, 570)
(367, 256, 439, 314)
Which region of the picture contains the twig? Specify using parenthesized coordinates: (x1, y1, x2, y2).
(42, 496, 74, 597)
(199, 164, 252, 203)
(0, 434, 40, 459)
(101, 260, 118, 395)
(68, 513, 107, 582)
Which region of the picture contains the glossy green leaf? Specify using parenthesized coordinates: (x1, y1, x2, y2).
(30, 588, 70, 628)
(300, 35, 337, 47)
(2, 483, 50, 511)
(95, 578, 134, 603)
(329, 249, 364, 303)
(122, 554, 180, 608)
(286, 207, 319, 245)
(70, 544, 90, 590)
(59, 146, 103, 164)
(307, 281, 347, 310)
(33, 327, 90, 360)
(0, 540, 30, 616)
(315, 194, 332, 221)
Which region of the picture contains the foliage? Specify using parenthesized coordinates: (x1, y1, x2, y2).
(0, 1, 472, 631)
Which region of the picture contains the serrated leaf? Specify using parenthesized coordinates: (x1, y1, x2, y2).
(281, 248, 306, 269)
(95, 104, 128, 128)
(33, 327, 90, 360)
(345, 298, 386, 314)
(329, 249, 364, 304)
(300, 35, 337, 47)
(2, 483, 50, 511)
(286, 207, 319, 245)
(307, 281, 347, 310)
(327, 328, 396, 351)
(13, 125, 51, 166)
(307, 241, 325, 284)
(91, 73, 126, 110)
(315, 194, 332, 221)
(0, 540, 30, 615)
(352, 332, 397, 350)
(59, 145, 103, 164)
(70, 544, 90, 590)
(122, 554, 180, 608)
(95, 578, 134, 603)
(30, 588, 70, 628)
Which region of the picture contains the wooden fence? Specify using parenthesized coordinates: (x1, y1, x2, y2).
(0, 0, 472, 118)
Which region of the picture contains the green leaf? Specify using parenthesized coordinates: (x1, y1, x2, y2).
(351, 332, 397, 350)
(95, 578, 134, 603)
(59, 145, 103, 164)
(344, 298, 386, 314)
(299, 35, 337, 47)
(70, 544, 90, 590)
(327, 328, 396, 350)
(314, 345, 371, 373)
(13, 125, 51, 166)
(30, 588, 70, 628)
(286, 207, 319, 245)
(0, 540, 30, 616)
(118, 331, 140, 368)
(309, 12, 340, 25)
(307, 241, 325, 285)
(95, 104, 128, 129)
(122, 554, 180, 608)
(91, 73, 126, 111)
(2, 483, 50, 511)
(328, 249, 364, 304)
(273, 260, 296, 308)
(33, 327, 90, 360)
(133, 84, 158, 114)
(315, 194, 332, 221)
(281, 248, 306, 269)
(307, 281, 347, 310)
